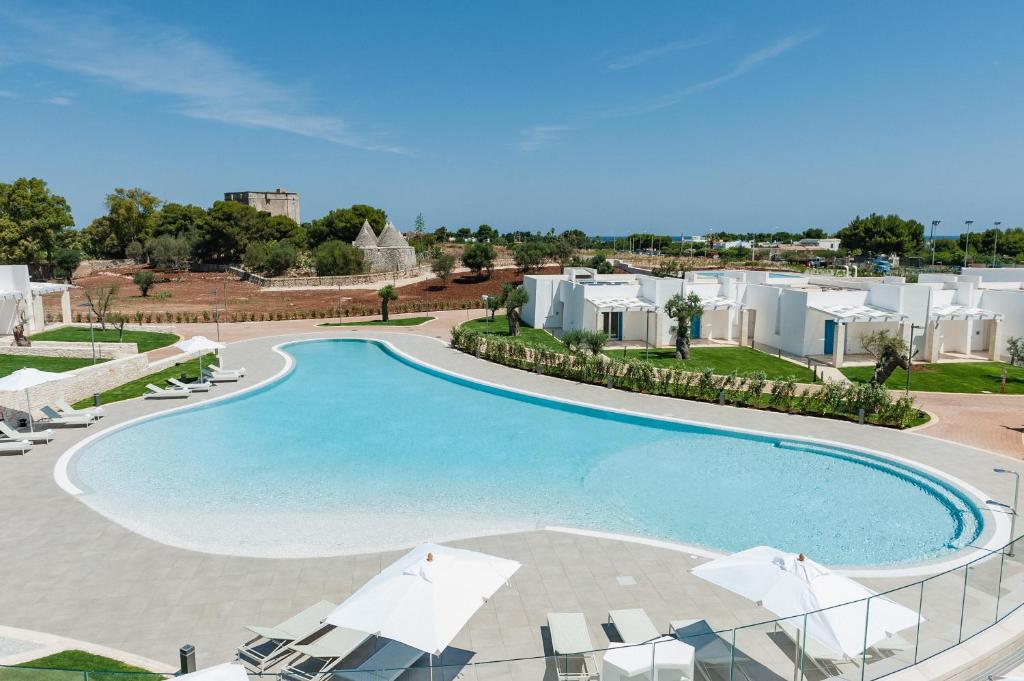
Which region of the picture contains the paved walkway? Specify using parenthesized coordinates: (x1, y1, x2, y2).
(913, 391, 1024, 459)
(2, 320, 1024, 680)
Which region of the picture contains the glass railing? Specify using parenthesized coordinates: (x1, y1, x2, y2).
(1, 534, 1022, 681)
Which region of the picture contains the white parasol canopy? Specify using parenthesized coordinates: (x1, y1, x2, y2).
(174, 663, 248, 681)
(174, 336, 226, 377)
(692, 546, 922, 659)
(0, 368, 66, 431)
(323, 543, 521, 655)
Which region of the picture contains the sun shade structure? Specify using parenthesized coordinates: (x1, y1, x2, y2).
(928, 303, 1002, 321)
(591, 297, 657, 312)
(175, 335, 227, 377)
(808, 303, 906, 323)
(691, 546, 921, 660)
(323, 542, 521, 656)
(175, 663, 248, 681)
(0, 367, 67, 431)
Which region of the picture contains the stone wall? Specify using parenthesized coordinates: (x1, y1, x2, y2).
(0, 341, 139, 359)
(362, 247, 418, 273)
(230, 265, 428, 288)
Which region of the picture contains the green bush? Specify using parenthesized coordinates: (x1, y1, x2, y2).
(315, 240, 365, 276)
(132, 270, 157, 296)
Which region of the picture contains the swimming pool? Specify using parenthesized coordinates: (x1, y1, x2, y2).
(65, 339, 982, 564)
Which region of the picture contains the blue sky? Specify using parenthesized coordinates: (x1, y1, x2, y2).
(1, 2, 1021, 235)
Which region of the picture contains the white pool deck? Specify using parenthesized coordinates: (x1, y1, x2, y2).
(1, 329, 1023, 681)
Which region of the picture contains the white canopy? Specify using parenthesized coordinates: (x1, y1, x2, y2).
(929, 303, 1002, 321)
(0, 368, 66, 391)
(175, 336, 227, 353)
(323, 543, 521, 655)
(809, 303, 905, 323)
(692, 546, 921, 659)
(175, 663, 248, 681)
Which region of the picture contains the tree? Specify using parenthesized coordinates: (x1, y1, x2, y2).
(306, 205, 387, 247)
(264, 241, 298, 276)
(196, 201, 257, 263)
(501, 283, 529, 336)
(835, 214, 924, 256)
(125, 240, 146, 264)
(0, 177, 75, 265)
(513, 242, 547, 273)
(461, 242, 496, 278)
(133, 270, 157, 297)
(1007, 337, 1024, 367)
(146, 235, 191, 270)
(475, 224, 498, 242)
(52, 247, 82, 282)
(414, 213, 426, 234)
(431, 251, 455, 286)
(107, 312, 128, 342)
(378, 284, 398, 321)
(152, 202, 208, 241)
(551, 239, 576, 269)
(485, 293, 503, 321)
(664, 292, 704, 359)
(84, 284, 120, 330)
(314, 240, 365, 276)
(802, 228, 828, 239)
(82, 188, 161, 258)
(862, 329, 910, 385)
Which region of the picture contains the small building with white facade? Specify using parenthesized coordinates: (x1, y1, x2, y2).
(0, 265, 72, 336)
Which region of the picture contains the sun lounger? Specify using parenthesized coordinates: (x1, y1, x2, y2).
(40, 405, 94, 426)
(55, 398, 105, 418)
(280, 626, 375, 681)
(169, 377, 213, 392)
(0, 421, 54, 444)
(238, 600, 336, 671)
(548, 612, 598, 681)
(203, 369, 242, 383)
(144, 383, 190, 399)
(332, 640, 424, 681)
(213, 363, 246, 377)
(608, 608, 661, 643)
(0, 439, 32, 455)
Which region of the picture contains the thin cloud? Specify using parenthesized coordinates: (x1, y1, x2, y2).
(0, 7, 407, 153)
(0, 89, 17, 98)
(598, 29, 821, 118)
(517, 124, 573, 152)
(47, 95, 72, 106)
(608, 37, 714, 71)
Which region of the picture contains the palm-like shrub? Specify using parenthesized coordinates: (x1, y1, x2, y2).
(378, 284, 398, 321)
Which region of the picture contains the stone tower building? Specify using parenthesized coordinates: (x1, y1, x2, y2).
(224, 188, 300, 224)
(352, 220, 417, 272)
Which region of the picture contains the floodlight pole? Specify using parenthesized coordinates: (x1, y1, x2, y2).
(930, 221, 940, 266)
(993, 221, 1002, 267)
(963, 220, 974, 268)
(994, 468, 1020, 557)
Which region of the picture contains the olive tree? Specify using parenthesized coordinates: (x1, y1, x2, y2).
(377, 284, 398, 322)
(862, 329, 910, 385)
(501, 283, 529, 336)
(664, 292, 704, 359)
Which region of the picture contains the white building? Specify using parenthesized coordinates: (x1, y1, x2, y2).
(0, 265, 72, 336)
(524, 265, 1022, 365)
(796, 238, 842, 250)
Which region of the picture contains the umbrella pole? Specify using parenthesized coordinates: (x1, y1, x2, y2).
(26, 388, 34, 433)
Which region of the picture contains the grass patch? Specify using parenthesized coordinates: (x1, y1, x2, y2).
(606, 347, 815, 381)
(0, 355, 106, 378)
(2, 650, 158, 681)
(30, 328, 179, 353)
(460, 315, 565, 351)
(320, 316, 435, 327)
(73, 354, 217, 409)
(841, 361, 1024, 394)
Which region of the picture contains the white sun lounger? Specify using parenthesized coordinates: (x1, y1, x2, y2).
(0, 421, 54, 444)
(238, 599, 336, 671)
(203, 369, 242, 383)
(169, 377, 213, 392)
(144, 383, 190, 399)
(548, 613, 598, 681)
(608, 608, 661, 643)
(333, 640, 424, 681)
(55, 398, 105, 418)
(40, 405, 95, 426)
(281, 626, 375, 681)
(213, 363, 246, 377)
(0, 439, 32, 455)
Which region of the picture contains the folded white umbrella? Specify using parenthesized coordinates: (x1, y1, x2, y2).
(0, 368, 66, 432)
(323, 542, 521, 656)
(692, 546, 922, 660)
(174, 663, 248, 681)
(174, 336, 227, 378)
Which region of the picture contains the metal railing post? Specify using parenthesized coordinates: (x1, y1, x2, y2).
(958, 566, 969, 643)
(799, 615, 807, 681)
(728, 628, 736, 681)
(996, 550, 1007, 622)
(860, 597, 871, 681)
(913, 580, 924, 664)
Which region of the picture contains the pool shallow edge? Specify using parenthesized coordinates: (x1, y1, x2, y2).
(52, 334, 1010, 577)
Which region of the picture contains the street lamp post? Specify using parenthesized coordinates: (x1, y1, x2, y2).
(963, 220, 974, 269)
(904, 323, 918, 395)
(993, 221, 1002, 267)
(992, 468, 1020, 557)
(208, 289, 221, 343)
(930, 220, 940, 266)
(77, 303, 96, 364)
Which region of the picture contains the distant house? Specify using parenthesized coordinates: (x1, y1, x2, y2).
(795, 238, 842, 251)
(224, 188, 300, 224)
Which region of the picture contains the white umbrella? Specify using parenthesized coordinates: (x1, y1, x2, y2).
(323, 542, 521, 656)
(0, 368, 66, 432)
(692, 546, 921, 660)
(174, 663, 247, 681)
(174, 336, 226, 379)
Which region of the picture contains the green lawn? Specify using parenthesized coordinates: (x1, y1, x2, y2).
(1, 650, 158, 681)
(73, 354, 218, 408)
(0, 355, 107, 378)
(320, 316, 435, 327)
(606, 346, 816, 381)
(461, 315, 565, 351)
(841, 361, 1024, 394)
(30, 328, 179, 353)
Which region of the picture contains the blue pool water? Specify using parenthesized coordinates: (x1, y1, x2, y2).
(68, 339, 982, 563)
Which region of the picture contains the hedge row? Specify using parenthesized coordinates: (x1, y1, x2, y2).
(450, 326, 921, 429)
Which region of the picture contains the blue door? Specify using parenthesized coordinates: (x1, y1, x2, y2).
(824, 319, 836, 355)
(690, 314, 702, 339)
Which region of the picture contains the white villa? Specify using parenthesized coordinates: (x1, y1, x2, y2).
(0, 265, 71, 336)
(523, 265, 1024, 366)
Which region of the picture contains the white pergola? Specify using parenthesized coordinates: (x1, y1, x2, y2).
(591, 296, 657, 312)
(698, 295, 742, 311)
(809, 303, 906, 323)
(929, 303, 1002, 322)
